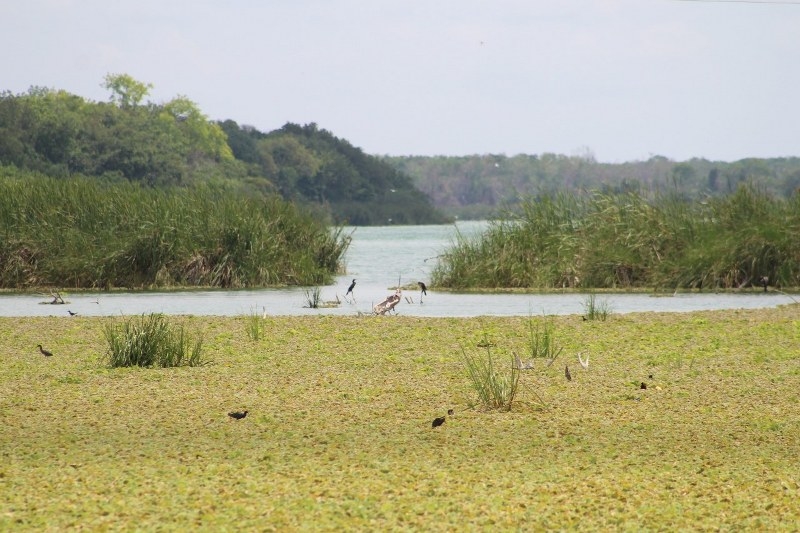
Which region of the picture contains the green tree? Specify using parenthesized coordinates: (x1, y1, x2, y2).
(102, 73, 153, 108)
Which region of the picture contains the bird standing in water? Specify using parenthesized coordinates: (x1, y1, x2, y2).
(418, 281, 427, 303)
(37, 344, 53, 357)
(345, 279, 356, 302)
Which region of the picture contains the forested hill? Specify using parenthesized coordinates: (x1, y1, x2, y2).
(0, 76, 448, 226)
(219, 121, 449, 225)
(383, 154, 800, 219)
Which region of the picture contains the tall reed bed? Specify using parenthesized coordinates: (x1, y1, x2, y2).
(0, 169, 350, 288)
(434, 186, 800, 289)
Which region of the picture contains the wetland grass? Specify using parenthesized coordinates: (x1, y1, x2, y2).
(582, 292, 612, 321)
(104, 313, 206, 368)
(2, 307, 800, 530)
(433, 186, 800, 290)
(0, 170, 349, 289)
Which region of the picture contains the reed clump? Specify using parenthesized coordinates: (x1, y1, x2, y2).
(103, 313, 206, 368)
(0, 169, 350, 289)
(433, 185, 800, 290)
(461, 346, 520, 411)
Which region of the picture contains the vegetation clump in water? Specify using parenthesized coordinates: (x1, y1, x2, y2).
(0, 171, 349, 289)
(433, 186, 800, 290)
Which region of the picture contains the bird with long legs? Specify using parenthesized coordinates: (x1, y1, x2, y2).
(417, 281, 427, 303)
(345, 279, 356, 303)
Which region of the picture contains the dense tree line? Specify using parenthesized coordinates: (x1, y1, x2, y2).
(0, 75, 447, 225)
(384, 153, 800, 219)
(218, 121, 448, 225)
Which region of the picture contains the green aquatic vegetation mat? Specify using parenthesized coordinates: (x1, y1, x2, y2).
(1, 307, 799, 530)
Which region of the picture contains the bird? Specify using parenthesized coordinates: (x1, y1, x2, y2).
(759, 276, 769, 292)
(68, 310, 78, 316)
(447, 409, 454, 416)
(432, 416, 446, 428)
(418, 281, 427, 296)
(640, 382, 647, 390)
(565, 364, 572, 381)
(37, 344, 53, 357)
(345, 279, 356, 298)
(577, 352, 589, 370)
(228, 410, 248, 420)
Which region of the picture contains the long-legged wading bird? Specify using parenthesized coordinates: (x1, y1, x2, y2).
(228, 410, 248, 420)
(345, 279, 356, 301)
(418, 281, 427, 296)
(37, 344, 53, 357)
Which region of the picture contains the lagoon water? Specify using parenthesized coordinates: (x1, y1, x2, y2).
(0, 220, 793, 317)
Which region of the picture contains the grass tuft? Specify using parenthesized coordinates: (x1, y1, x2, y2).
(461, 345, 520, 411)
(245, 308, 265, 341)
(103, 313, 207, 368)
(525, 314, 564, 362)
(303, 287, 322, 308)
(583, 292, 612, 321)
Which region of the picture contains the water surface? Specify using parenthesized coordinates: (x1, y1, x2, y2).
(0, 221, 793, 317)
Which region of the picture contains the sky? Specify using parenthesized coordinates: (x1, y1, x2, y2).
(2, 0, 799, 163)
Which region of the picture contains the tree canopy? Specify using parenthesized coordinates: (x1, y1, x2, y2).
(0, 76, 448, 225)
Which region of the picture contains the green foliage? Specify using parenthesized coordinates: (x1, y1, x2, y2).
(303, 287, 322, 308)
(461, 346, 520, 411)
(249, 123, 450, 225)
(102, 73, 153, 108)
(434, 186, 800, 289)
(582, 293, 612, 321)
(104, 313, 206, 368)
(0, 79, 448, 226)
(386, 153, 800, 216)
(525, 314, 564, 360)
(0, 170, 349, 288)
(245, 308, 265, 341)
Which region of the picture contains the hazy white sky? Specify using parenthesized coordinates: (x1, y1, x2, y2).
(3, 0, 799, 162)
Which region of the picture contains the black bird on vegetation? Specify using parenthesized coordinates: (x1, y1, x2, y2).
(228, 410, 248, 420)
(432, 416, 446, 428)
(68, 310, 78, 316)
(565, 364, 572, 381)
(37, 344, 53, 357)
(447, 409, 454, 416)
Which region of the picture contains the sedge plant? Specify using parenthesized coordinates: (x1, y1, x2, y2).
(461, 345, 520, 411)
(104, 313, 206, 368)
